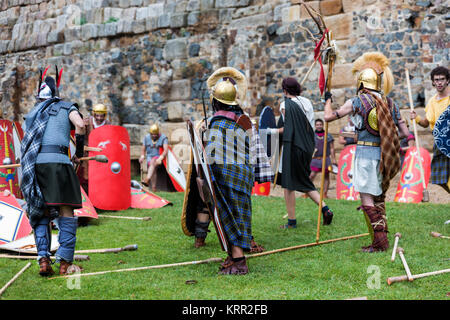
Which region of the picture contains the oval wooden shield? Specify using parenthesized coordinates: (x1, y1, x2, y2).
(336, 144, 359, 201)
(394, 147, 431, 203)
(0, 120, 21, 198)
(88, 125, 131, 210)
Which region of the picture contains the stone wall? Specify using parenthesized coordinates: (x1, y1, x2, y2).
(0, 0, 448, 169)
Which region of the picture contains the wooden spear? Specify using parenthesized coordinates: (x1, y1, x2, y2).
(99, 215, 151, 221)
(430, 231, 450, 239)
(391, 233, 402, 262)
(78, 155, 108, 163)
(0, 262, 31, 297)
(387, 268, 450, 285)
(0, 254, 90, 261)
(316, 35, 336, 243)
(405, 68, 429, 202)
(51, 233, 369, 280)
(84, 146, 103, 152)
(75, 244, 138, 254)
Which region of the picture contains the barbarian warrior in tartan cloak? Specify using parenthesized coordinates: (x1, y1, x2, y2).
(323, 52, 410, 252)
(21, 66, 85, 276)
(182, 67, 273, 275)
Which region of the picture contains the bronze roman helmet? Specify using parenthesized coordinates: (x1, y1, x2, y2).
(92, 103, 107, 115)
(352, 51, 394, 95)
(149, 124, 159, 135)
(207, 67, 247, 106)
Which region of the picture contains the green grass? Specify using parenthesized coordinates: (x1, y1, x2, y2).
(0, 193, 449, 300)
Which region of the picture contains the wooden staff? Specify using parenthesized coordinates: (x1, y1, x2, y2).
(397, 247, 413, 281)
(273, 58, 319, 190)
(51, 257, 224, 279)
(248, 233, 368, 259)
(0, 163, 20, 169)
(79, 155, 108, 163)
(405, 68, 429, 202)
(0, 262, 31, 297)
(75, 244, 138, 254)
(84, 146, 102, 152)
(0, 254, 90, 261)
(391, 232, 402, 262)
(316, 40, 336, 243)
(387, 268, 450, 285)
(99, 215, 151, 221)
(430, 231, 450, 239)
(52, 233, 368, 280)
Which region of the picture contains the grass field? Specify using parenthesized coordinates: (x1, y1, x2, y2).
(0, 192, 448, 300)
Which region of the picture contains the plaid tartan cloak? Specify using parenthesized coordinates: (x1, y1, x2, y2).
(207, 116, 254, 250)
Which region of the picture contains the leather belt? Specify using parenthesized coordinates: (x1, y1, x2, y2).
(357, 141, 380, 147)
(39, 144, 69, 155)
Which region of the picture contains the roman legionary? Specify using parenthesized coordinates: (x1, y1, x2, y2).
(182, 67, 272, 274)
(77, 103, 111, 193)
(323, 52, 410, 252)
(139, 123, 169, 192)
(21, 66, 85, 275)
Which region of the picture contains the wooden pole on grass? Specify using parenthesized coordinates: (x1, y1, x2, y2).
(405, 68, 429, 202)
(0, 262, 31, 297)
(51, 233, 369, 280)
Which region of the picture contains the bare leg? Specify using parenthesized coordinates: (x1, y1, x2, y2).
(305, 189, 327, 208)
(284, 188, 296, 220)
(324, 172, 330, 198)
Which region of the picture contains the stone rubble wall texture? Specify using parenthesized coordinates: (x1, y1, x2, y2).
(0, 0, 448, 168)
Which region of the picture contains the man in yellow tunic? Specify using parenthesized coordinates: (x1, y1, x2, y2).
(411, 66, 450, 193)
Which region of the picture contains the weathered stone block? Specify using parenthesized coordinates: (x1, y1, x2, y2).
(342, 0, 364, 13)
(215, 0, 249, 8)
(81, 23, 98, 41)
(145, 16, 158, 31)
(136, 7, 149, 20)
(324, 63, 354, 89)
(170, 13, 187, 28)
(104, 21, 118, 36)
(132, 19, 145, 34)
(117, 19, 133, 33)
(64, 26, 81, 41)
(229, 13, 272, 28)
(158, 13, 170, 28)
(274, 3, 290, 22)
(200, 0, 215, 10)
(122, 7, 136, 20)
(281, 5, 301, 23)
(164, 38, 188, 60)
(300, 1, 320, 19)
(320, 0, 343, 16)
(324, 13, 352, 40)
(167, 101, 184, 121)
(169, 79, 191, 101)
(187, 0, 199, 11)
(148, 3, 165, 17)
(47, 30, 64, 43)
(187, 11, 199, 26)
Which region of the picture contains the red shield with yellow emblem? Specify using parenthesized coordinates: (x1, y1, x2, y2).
(336, 144, 359, 201)
(0, 120, 21, 198)
(88, 125, 131, 210)
(394, 147, 431, 203)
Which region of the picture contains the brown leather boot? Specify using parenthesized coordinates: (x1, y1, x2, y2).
(250, 239, 265, 253)
(59, 260, 83, 275)
(194, 237, 206, 248)
(218, 257, 248, 275)
(361, 206, 389, 253)
(39, 257, 54, 277)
